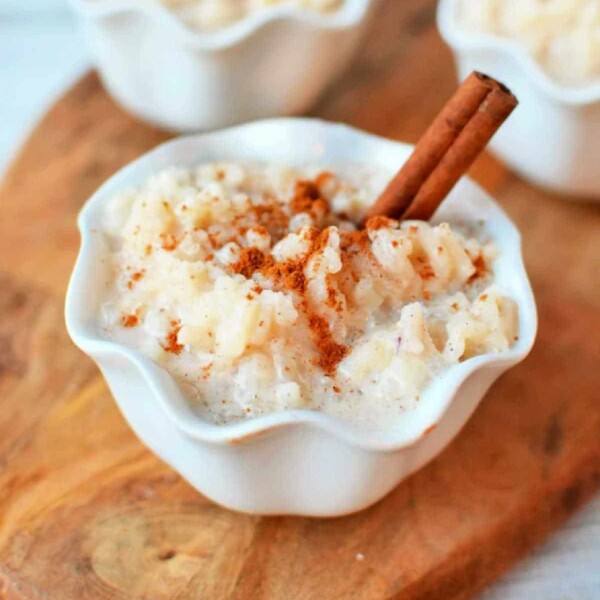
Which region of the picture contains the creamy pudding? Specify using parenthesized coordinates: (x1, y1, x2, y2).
(99, 162, 518, 428)
(128, 0, 343, 30)
(455, 0, 600, 86)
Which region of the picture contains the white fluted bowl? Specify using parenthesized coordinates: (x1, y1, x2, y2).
(68, 0, 377, 131)
(65, 118, 537, 516)
(438, 0, 600, 199)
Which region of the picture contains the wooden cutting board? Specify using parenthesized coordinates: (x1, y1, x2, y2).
(1, 2, 599, 598)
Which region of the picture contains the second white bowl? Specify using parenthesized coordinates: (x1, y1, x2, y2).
(69, 0, 377, 131)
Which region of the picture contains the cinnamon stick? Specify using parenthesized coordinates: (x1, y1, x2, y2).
(365, 72, 517, 222)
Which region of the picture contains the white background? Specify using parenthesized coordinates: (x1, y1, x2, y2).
(0, 1, 598, 598)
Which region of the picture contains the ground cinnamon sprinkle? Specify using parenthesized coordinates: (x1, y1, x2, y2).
(206, 231, 223, 249)
(261, 228, 331, 294)
(127, 270, 145, 289)
(326, 285, 338, 309)
(263, 259, 307, 294)
(315, 171, 335, 189)
(164, 320, 184, 354)
(308, 313, 348, 375)
(248, 224, 268, 239)
(231, 229, 330, 295)
(227, 226, 349, 373)
(310, 227, 331, 253)
(340, 229, 369, 252)
(418, 264, 436, 280)
(365, 215, 397, 231)
(201, 362, 213, 380)
(302, 225, 322, 244)
(160, 232, 180, 251)
(310, 317, 348, 375)
(231, 247, 270, 279)
(325, 275, 344, 313)
(121, 313, 139, 328)
(469, 253, 487, 282)
(290, 180, 330, 217)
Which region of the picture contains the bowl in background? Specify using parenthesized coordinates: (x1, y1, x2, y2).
(65, 118, 537, 516)
(69, 0, 377, 131)
(438, 0, 600, 200)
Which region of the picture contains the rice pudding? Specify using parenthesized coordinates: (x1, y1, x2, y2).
(99, 162, 518, 428)
(126, 0, 343, 30)
(455, 0, 600, 86)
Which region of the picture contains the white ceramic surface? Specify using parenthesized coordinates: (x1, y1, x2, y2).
(68, 0, 376, 131)
(65, 118, 537, 516)
(437, 0, 600, 200)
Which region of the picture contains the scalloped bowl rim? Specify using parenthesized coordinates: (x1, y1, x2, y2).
(68, 0, 375, 49)
(65, 118, 537, 452)
(437, 0, 600, 106)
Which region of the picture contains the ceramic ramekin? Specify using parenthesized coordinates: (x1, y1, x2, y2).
(68, 0, 377, 131)
(438, 0, 600, 199)
(65, 118, 537, 517)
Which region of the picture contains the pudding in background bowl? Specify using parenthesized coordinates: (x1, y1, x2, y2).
(455, 0, 600, 87)
(149, 0, 344, 31)
(438, 0, 600, 199)
(65, 119, 537, 516)
(69, 0, 377, 131)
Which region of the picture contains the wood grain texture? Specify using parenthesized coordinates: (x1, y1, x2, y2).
(0, 1, 599, 598)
